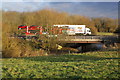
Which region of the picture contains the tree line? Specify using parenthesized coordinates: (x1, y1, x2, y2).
(2, 9, 118, 35)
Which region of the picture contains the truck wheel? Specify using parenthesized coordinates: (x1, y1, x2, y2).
(86, 34, 90, 36)
(83, 33, 86, 36)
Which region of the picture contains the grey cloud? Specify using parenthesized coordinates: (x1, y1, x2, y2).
(2, 0, 120, 2)
(2, 2, 50, 12)
(2, 2, 118, 18)
(46, 2, 118, 18)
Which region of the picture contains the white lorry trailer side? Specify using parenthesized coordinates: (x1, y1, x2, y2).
(53, 25, 91, 35)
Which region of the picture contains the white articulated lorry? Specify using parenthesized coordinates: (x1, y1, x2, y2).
(53, 25, 91, 35)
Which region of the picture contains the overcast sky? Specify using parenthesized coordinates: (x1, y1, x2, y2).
(1, 0, 119, 19)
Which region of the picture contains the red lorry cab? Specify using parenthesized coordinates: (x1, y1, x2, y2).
(18, 25, 27, 29)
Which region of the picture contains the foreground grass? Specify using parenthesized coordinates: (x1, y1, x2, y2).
(97, 32, 115, 36)
(2, 50, 119, 79)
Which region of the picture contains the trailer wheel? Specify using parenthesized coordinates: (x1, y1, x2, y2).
(83, 33, 87, 36)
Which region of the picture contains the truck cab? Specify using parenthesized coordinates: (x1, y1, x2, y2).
(85, 28, 91, 35)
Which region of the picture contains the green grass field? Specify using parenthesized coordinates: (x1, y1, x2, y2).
(2, 50, 120, 79)
(97, 32, 115, 36)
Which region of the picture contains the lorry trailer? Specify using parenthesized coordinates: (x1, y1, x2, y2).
(53, 25, 91, 35)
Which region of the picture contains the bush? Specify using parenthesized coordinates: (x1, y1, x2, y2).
(2, 37, 22, 57)
(2, 34, 46, 58)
